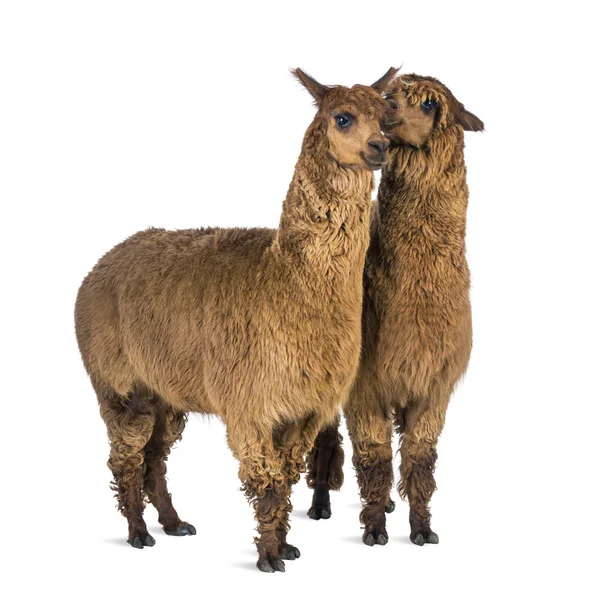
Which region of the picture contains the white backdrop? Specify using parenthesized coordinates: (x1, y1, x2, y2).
(1, 1, 598, 594)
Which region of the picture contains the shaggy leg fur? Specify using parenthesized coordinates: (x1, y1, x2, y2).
(234, 429, 294, 573)
(276, 446, 303, 562)
(399, 400, 447, 546)
(346, 405, 394, 546)
(143, 402, 195, 537)
(273, 422, 306, 562)
(98, 383, 156, 548)
(306, 418, 344, 520)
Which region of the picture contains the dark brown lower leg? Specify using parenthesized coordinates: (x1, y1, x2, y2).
(306, 417, 344, 520)
(275, 473, 300, 562)
(346, 407, 394, 546)
(274, 421, 311, 560)
(143, 402, 195, 536)
(99, 384, 156, 548)
(353, 441, 394, 545)
(237, 436, 292, 573)
(399, 401, 446, 546)
(252, 486, 290, 573)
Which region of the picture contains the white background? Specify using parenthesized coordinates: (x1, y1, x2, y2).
(1, 1, 598, 594)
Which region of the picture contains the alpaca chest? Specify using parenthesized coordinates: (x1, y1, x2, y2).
(368, 258, 472, 398)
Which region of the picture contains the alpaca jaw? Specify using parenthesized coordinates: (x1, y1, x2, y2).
(360, 151, 387, 170)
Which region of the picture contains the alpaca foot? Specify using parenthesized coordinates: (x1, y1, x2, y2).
(280, 543, 301, 560)
(385, 500, 396, 514)
(410, 529, 439, 546)
(363, 528, 388, 546)
(129, 533, 156, 549)
(164, 522, 197, 536)
(308, 505, 331, 520)
(257, 555, 286, 573)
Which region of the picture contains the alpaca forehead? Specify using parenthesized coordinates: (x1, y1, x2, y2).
(323, 85, 388, 117)
(392, 75, 451, 106)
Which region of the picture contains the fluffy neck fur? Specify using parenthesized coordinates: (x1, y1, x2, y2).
(375, 125, 470, 288)
(274, 118, 374, 285)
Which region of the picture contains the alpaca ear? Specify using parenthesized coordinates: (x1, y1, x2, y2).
(457, 107, 484, 132)
(292, 68, 329, 106)
(371, 67, 400, 93)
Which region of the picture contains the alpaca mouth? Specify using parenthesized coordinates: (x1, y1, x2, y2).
(361, 152, 387, 170)
(389, 137, 421, 151)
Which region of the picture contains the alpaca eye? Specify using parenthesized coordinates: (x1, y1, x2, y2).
(421, 98, 437, 112)
(386, 97, 400, 110)
(335, 113, 353, 129)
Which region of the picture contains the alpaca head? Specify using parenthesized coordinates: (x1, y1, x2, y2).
(292, 68, 398, 170)
(383, 74, 484, 149)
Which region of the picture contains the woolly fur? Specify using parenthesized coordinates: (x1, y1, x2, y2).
(307, 74, 483, 546)
(75, 70, 394, 571)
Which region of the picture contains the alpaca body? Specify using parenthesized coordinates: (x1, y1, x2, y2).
(307, 74, 482, 547)
(76, 217, 368, 426)
(75, 69, 395, 572)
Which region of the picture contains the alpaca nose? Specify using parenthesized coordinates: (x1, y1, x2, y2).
(368, 138, 389, 156)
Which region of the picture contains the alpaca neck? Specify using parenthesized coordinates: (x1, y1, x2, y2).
(376, 129, 469, 273)
(274, 122, 374, 283)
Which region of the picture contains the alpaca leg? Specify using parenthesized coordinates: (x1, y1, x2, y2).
(143, 402, 195, 537)
(275, 429, 303, 561)
(345, 404, 394, 546)
(98, 384, 156, 548)
(234, 430, 292, 573)
(399, 399, 447, 546)
(306, 416, 344, 520)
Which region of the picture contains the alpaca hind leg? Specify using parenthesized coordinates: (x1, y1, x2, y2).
(399, 398, 447, 546)
(345, 404, 394, 546)
(143, 402, 195, 537)
(306, 416, 344, 520)
(98, 383, 156, 548)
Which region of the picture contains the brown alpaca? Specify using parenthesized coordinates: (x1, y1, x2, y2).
(75, 67, 397, 572)
(307, 74, 484, 546)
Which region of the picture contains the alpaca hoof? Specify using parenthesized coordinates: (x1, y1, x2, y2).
(410, 530, 439, 546)
(385, 500, 396, 514)
(129, 533, 155, 549)
(308, 505, 331, 520)
(363, 530, 388, 546)
(164, 522, 197, 536)
(257, 556, 285, 573)
(280, 544, 301, 560)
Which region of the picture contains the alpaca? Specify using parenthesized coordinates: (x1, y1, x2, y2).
(306, 74, 484, 546)
(75, 67, 397, 572)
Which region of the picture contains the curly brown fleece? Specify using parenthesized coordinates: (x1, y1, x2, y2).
(75, 68, 397, 572)
(307, 74, 484, 546)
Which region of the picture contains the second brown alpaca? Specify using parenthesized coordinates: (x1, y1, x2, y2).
(307, 74, 484, 546)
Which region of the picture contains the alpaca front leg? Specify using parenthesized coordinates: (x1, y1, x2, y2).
(273, 421, 313, 561)
(253, 486, 291, 573)
(345, 405, 394, 546)
(399, 400, 447, 545)
(276, 453, 301, 562)
(306, 417, 344, 520)
(237, 437, 292, 573)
